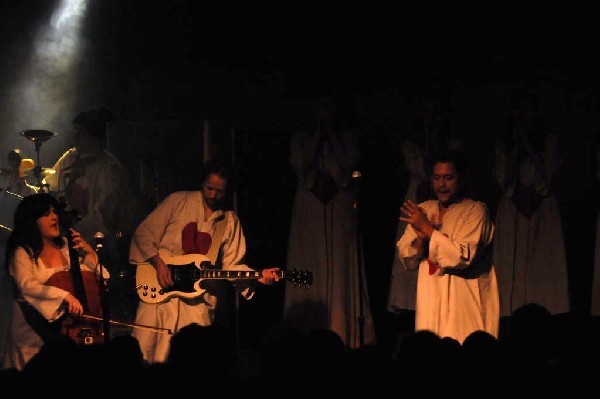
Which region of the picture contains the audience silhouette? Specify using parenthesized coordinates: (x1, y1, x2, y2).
(0, 301, 597, 393)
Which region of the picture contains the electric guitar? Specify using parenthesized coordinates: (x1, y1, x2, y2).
(134, 252, 313, 304)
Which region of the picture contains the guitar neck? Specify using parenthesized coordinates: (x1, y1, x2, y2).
(196, 269, 285, 280)
(136, 259, 312, 304)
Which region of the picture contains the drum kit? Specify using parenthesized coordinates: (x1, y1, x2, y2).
(0, 129, 56, 234)
(19, 129, 57, 187)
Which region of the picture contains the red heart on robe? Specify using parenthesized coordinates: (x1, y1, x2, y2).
(426, 232, 449, 275)
(427, 258, 440, 275)
(181, 222, 212, 255)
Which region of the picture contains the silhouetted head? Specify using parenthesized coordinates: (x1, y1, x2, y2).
(7, 148, 23, 171)
(72, 106, 114, 152)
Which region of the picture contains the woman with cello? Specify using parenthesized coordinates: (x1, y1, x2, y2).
(2, 193, 108, 370)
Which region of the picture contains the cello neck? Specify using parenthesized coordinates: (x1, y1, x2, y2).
(64, 228, 89, 311)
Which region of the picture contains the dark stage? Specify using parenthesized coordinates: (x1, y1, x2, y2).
(0, 1, 599, 353)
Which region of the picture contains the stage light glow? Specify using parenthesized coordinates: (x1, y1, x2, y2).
(0, 0, 89, 170)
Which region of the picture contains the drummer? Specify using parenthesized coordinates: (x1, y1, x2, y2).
(45, 108, 153, 243)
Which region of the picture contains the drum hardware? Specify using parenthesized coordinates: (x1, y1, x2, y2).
(0, 224, 12, 232)
(20, 129, 56, 190)
(0, 188, 24, 200)
(0, 189, 23, 233)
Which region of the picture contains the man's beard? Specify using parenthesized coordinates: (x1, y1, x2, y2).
(206, 199, 222, 211)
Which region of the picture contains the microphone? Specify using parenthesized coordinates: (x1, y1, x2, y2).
(94, 232, 109, 297)
(94, 231, 105, 255)
(351, 170, 362, 210)
(94, 231, 105, 266)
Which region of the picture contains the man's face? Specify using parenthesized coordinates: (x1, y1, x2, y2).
(202, 173, 227, 211)
(431, 161, 460, 206)
(74, 125, 97, 155)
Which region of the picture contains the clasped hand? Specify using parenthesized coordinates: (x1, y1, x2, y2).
(399, 200, 433, 239)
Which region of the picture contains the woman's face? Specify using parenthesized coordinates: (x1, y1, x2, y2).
(36, 206, 61, 239)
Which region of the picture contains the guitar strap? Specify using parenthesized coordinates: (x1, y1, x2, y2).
(206, 215, 226, 265)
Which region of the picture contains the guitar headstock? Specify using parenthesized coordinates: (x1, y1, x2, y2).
(286, 269, 313, 289)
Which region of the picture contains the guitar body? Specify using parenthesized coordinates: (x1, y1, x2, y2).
(135, 253, 212, 304)
(134, 251, 313, 304)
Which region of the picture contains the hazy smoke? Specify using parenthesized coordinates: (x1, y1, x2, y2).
(0, 0, 87, 169)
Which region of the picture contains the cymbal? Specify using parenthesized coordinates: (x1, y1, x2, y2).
(41, 167, 55, 176)
(3, 167, 55, 177)
(20, 129, 56, 143)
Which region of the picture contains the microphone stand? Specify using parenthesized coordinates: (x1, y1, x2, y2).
(95, 235, 111, 341)
(230, 125, 241, 361)
(352, 170, 365, 348)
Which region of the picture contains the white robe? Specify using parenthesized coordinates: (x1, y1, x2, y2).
(283, 127, 376, 349)
(43, 148, 145, 245)
(129, 191, 255, 364)
(492, 134, 569, 316)
(397, 199, 499, 344)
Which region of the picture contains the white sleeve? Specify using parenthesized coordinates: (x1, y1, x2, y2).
(429, 202, 494, 271)
(129, 192, 180, 263)
(10, 247, 69, 322)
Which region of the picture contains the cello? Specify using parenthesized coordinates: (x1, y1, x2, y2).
(44, 213, 106, 345)
(13, 205, 108, 345)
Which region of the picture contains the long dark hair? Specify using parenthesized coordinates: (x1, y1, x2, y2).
(4, 193, 66, 271)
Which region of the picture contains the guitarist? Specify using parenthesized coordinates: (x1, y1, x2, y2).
(129, 159, 280, 364)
